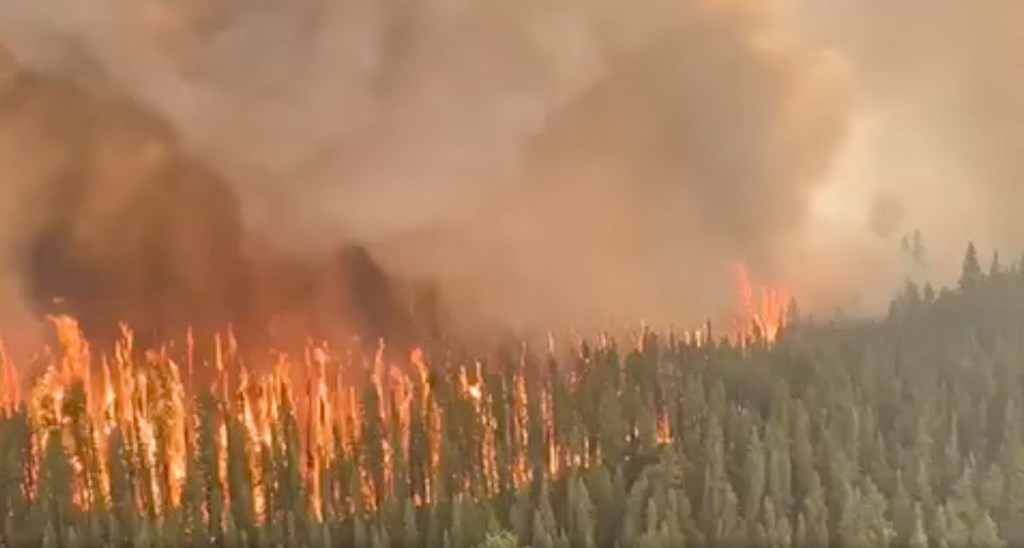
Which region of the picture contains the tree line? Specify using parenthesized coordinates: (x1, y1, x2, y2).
(0, 243, 1022, 547)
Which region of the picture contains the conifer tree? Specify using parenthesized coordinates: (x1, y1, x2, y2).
(945, 504, 971, 547)
(35, 428, 74, 543)
(998, 432, 1024, 542)
(908, 502, 930, 548)
(947, 460, 983, 532)
(890, 470, 916, 544)
(961, 242, 983, 293)
(796, 469, 829, 546)
(978, 463, 1005, 519)
(568, 475, 596, 548)
(765, 420, 793, 518)
(971, 511, 1006, 548)
(508, 488, 531, 545)
(403, 497, 420, 548)
(742, 427, 766, 523)
(859, 476, 895, 546)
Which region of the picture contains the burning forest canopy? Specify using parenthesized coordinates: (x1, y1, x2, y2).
(0, 3, 1023, 547)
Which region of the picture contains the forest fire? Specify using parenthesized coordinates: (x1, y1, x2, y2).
(0, 260, 790, 544)
(733, 264, 790, 346)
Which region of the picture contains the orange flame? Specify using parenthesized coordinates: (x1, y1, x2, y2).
(11, 310, 695, 521)
(734, 263, 789, 346)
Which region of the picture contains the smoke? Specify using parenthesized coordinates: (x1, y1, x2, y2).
(792, 0, 1024, 288)
(0, 0, 857, 339)
(5, 0, 1019, 340)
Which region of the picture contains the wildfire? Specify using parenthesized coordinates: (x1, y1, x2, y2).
(459, 364, 483, 403)
(1, 288, 787, 530)
(734, 263, 790, 345)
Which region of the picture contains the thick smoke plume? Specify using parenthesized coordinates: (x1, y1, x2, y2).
(0, 0, 1017, 345)
(0, 59, 432, 355)
(794, 0, 1024, 289)
(0, 0, 851, 342)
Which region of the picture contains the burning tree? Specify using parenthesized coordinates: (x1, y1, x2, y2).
(0, 244, 1019, 547)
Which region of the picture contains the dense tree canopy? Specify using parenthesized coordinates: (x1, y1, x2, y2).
(0, 243, 1022, 547)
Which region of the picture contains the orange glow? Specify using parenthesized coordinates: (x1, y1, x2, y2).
(734, 263, 789, 346)
(8, 312, 692, 518)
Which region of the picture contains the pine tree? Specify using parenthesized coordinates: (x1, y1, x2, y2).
(226, 417, 256, 542)
(912, 230, 926, 266)
(908, 503, 930, 548)
(742, 428, 766, 523)
(584, 464, 614, 546)
(508, 488, 531, 545)
(961, 242, 983, 293)
(372, 523, 391, 548)
(622, 473, 649, 548)
(890, 470, 916, 544)
(476, 528, 518, 548)
(797, 469, 829, 546)
(924, 282, 937, 303)
(999, 432, 1024, 542)
(947, 460, 983, 532)
(662, 489, 688, 548)
(928, 504, 951, 548)
(607, 465, 628, 546)
(536, 479, 558, 545)
(671, 487, 701, 545)
(598, 381, 626, 465)
(568, 475, 597, 548)
(990, 251, 1004, 278)
(859, 476, 895, 546)
(700, 463, 742, 547)
(354, 513, 368, 547)
(970, 511, 1006, 548)
(978, 463, 1005, 518)
(791, 402, 816, 506)
(531, 509, 554, 548)
(35, 428, 73, 542)
(760, 496, 791, 548)
(945, 504, 971, 547)
(765, 420, 793, 518)
(403, 497, 419, 548)
(451, 496, 467, 548)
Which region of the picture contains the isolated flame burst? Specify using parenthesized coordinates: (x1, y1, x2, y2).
(734, 263, 790, 345)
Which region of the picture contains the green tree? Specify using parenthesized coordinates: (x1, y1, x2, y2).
(947, 460, 983, 532)
(475, 528, 518, 548)
(890, 471, 916, 544)
(909, 503, 930, 548)
(961, 242, 983, 293)
(970, 511, 1006, 548)
(742, 428, 766, 523)
(568, 475, 596, 548)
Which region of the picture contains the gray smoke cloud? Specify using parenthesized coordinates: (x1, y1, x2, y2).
(4, 0, 1020, 338)
(0, 0, 856, 337)
(793, 0, 1024, 288)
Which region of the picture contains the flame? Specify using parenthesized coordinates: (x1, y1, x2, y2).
(5, 312, 704, 523)
(459, 364, 483, 403)
(734, 263, 789, 345)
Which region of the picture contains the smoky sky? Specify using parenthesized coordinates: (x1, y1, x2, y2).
(0, 0, 1018, 336)
(793, 0, 1024, 282)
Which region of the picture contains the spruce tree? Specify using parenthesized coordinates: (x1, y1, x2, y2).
(742, 428, 766, 523)
(971, 511, 1006, 548)
(890, 470, 916, 544)
(961, 242, 983, 293)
